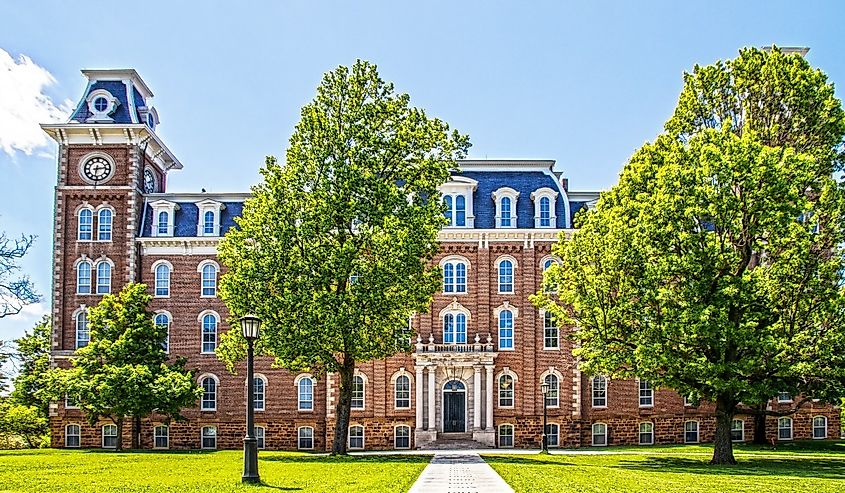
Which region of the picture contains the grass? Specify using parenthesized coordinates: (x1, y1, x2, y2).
(0, 449, 430, 493)
(485, 441, 845, 493)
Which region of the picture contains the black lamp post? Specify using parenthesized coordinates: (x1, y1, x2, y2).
(240, 314, 261, 484)
(540, 381, 550, 453)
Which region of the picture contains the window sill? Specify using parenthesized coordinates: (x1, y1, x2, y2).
(498, 347, 515, 351)
(592, 405, 607, 409)
(200, 295, 217, 299)
(154, 295, 170, 299)
(542, 347, 560, 351)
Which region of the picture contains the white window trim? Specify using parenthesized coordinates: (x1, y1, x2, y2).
(72, 306, 89, 350)
(252, 373, 267, 412)
(255, 425, 266, 449)
(195, 199, 225, 237)
(439, 255, 471, 295)
(591, 422, 608, 447)
(197, 259, 220, 298)
(198, 310, 220, 354)
(545, 422, 560, 448)
(494, 302, 518, 351)
(394, 424, 412, 450)
(391, 369, 413, 410)
(778, 417, 793, 441)
(85, 89, 119, 123)
(491, 187, 519, 228)
(731, 419, 745, 443)
(198, 373, 220, 411)
(102, 424, 117, 449)
(531, 187, 559, 228)
(495, 368, 517, 409)
(638, 379, 654, 408)
(77, 204, 94, 242)
(494, 255, 518, 294)
(540, 368, 562, 409)
(150, 199, 179, 237)
(94, 257, 114, 295)
(154, 310, 172, 354)
(777, 392, 793, 403)
(591, 375, 608, 408)
(540, 309, 560, 351)
(295, 373, 315, 412)
(151, 260, 173, 298)
(439, 176, 478, 228)
(153, 424, 169, 449)
(812, 416, 828, 440)
(351, 371, 368, 411)
(684, 420, 700, 443)
(201, 426, 217, 449)
(75, 256, 94, 295)
(65, 424, 81, 448)
(95, 204, 115, 242)
(639, 422, 654, 445)
(348, 424, 365, 450)
(298, 426, 315, 450)
(498, 423, 515, 448)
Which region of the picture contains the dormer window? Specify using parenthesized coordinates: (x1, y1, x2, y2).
(150, 200, 178, 237)
(195, 200, 225, 237)
(439, 176, 477, 228)
(85, 89, 119, 123)
(531, 187, 559, 228)
(492, 187, 519, 228)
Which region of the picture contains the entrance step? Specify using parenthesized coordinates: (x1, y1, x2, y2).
(419, 434, 494, 450)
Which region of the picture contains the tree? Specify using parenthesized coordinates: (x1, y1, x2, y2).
(217, 60, 469, 454)
(0, 401, 48, 448)
(47, 283, 201, 451)
(534, 47, 845, 465)
(0, 231, 39, 318)
(10, 315, 52, 417)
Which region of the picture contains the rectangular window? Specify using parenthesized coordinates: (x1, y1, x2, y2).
(543, 312, 559, 349)
(395, 425, 411, 449)
(102, 424, 117, 449)
(455, 195, 466, 227)
(498, 311, 513, 350)
(684, 421, 699, 443)
(256, 426, 265, 449)
(498, 425, 514, 447)
(778, 418, 792, 441)
(777, 391, 792, 403)
(65, 425, 81, 448)
(351, 377, 364, 409)
(154, 425, 169, 449)
(545, 423, 559, 447)
(731, 419, 744, 442)
(455, 263, 466, 293)
(639, 422, 654, 445)
(813, 417, 827, 439)
(592, 423, 607, 446)
(639, 381, 653, 407)
(499, 376, 514, 407)
(202, 426, 217, 449)
(349, 426, 364, 450)
(592, 377, 607, 408)
(395, 377, 410, 409)
(298, 427, 314, 450)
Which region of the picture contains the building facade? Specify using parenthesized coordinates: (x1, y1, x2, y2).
(44, 69, 840, 451)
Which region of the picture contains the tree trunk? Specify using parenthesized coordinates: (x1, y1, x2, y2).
(753, 408, 768, 445)
(131, 416, 141, 449)
(115, 416, 124, 452)
(331, 355, 355, 455)
(711, 396, 737, 465)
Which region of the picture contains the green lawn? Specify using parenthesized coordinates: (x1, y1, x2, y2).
(485, 441, 845, 493)
(0, 449, 430, 493)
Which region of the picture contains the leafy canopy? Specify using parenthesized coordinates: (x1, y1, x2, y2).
(10, 315, 52, 416)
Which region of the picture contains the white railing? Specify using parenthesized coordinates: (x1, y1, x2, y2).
(414, 333, 495, 353)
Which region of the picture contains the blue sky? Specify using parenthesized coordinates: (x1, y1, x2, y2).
(1, 0, 845, 347)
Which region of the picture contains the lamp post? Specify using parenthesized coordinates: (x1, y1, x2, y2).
(540, 382, 550, 453)
(240, 314, 262, 484)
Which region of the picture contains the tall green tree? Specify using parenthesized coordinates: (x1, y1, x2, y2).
(534, 47, 845, 465)
(11, 315, 52, 416)
(47, 283, 201, 451)
(217, 60, 469, 454)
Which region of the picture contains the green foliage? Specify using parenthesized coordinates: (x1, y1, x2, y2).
(217, 60, 469, 454)
(0, 449, 430, 492)
(534, 47, 845, 465)
(11, 315, 52, 416)
(0, 400, 48, 448)
(47, 283, 201, 450)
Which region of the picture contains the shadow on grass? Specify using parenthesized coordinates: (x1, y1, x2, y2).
(259, 454, 432, 464)
(616, 456, 845, 480)
(483, 456, 574, 467)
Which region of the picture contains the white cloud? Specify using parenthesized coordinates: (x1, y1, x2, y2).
(0, 49, 73, 157)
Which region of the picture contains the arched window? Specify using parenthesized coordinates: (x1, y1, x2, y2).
(201, 313, 217, 353)
(592, 376, 607, 407)
(639, 422, 654, 445)
(77, 260, 92, 294)
(96, 261, 111, 294)
(98, 209, 112, 241)
(543, 311, 559, 349)
(154, 313, 170, 352)
(685, 420, 700, 443)
(298, 376, 314, 410)
(443, 313, 467, 344)
(498, 374, 514, 407)
(75, 311, 89, 349)
(498, 424, 514, 448)
(348, 425, 365, 450)
(498, 309, 514, 350)
(545, 423, 559, 447)
(78, 208, 93, 241)
(539, 197, 551, 227)
(394, 425, 411, 449)
(201, 263, 217, 297)
(497, 259, 514, 293)
(253, 376, 266, 411)
(813, 416, 828, 439)
(442, 260, 468, 293)
(102, 424, 118, 449)
(731, 419, 744, 442)
(592, 423, 607, 446)
(298, 426, 314, 450)
(544, 373, 559, 407)
(154, 263, 171, 297)
(395, 375, 410, 409)
(454, 195, 466, 227)
(443, 195, 453, 225)
(200, 376, 217, 411)
(351, 375, 365, 409)
(65, 424, 81, 448)
(203, 211, 215, 235)
(541, 257, 558, 293)
(157, 211, 169, 235)
(500, 197, 512, 227)
(777, 417, 792, 441)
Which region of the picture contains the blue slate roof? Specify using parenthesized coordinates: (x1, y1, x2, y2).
(69, 80, 148, 124)
(140, 201, 244, 237)
(459, 171, 568, 229)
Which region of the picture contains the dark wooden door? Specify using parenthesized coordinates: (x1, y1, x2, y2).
(443, 391, 465, 432)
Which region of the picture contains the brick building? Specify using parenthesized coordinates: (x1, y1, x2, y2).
(43, 69, 840, 451)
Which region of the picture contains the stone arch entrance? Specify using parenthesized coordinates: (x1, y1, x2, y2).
(442, 379, 466, 433)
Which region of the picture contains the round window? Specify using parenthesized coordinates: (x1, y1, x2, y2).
(93, 96, 109, 113)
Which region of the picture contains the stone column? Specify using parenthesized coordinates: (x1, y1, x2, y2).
(415, 366, 424, 430)
(473, 366, 482, 430)
(485, 365, 494, 430)
(427, 366, 436, 432)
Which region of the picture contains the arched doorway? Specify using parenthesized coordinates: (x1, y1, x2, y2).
(442, 380, 466, 433)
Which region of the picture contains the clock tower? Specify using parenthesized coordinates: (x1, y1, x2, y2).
(41, 69, 181, 361)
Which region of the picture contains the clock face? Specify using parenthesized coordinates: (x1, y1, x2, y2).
(82, 157, 112, 183)
(143, 169, 156, 193)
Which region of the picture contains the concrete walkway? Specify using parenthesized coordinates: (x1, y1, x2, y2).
(407, 452, 513, 493)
